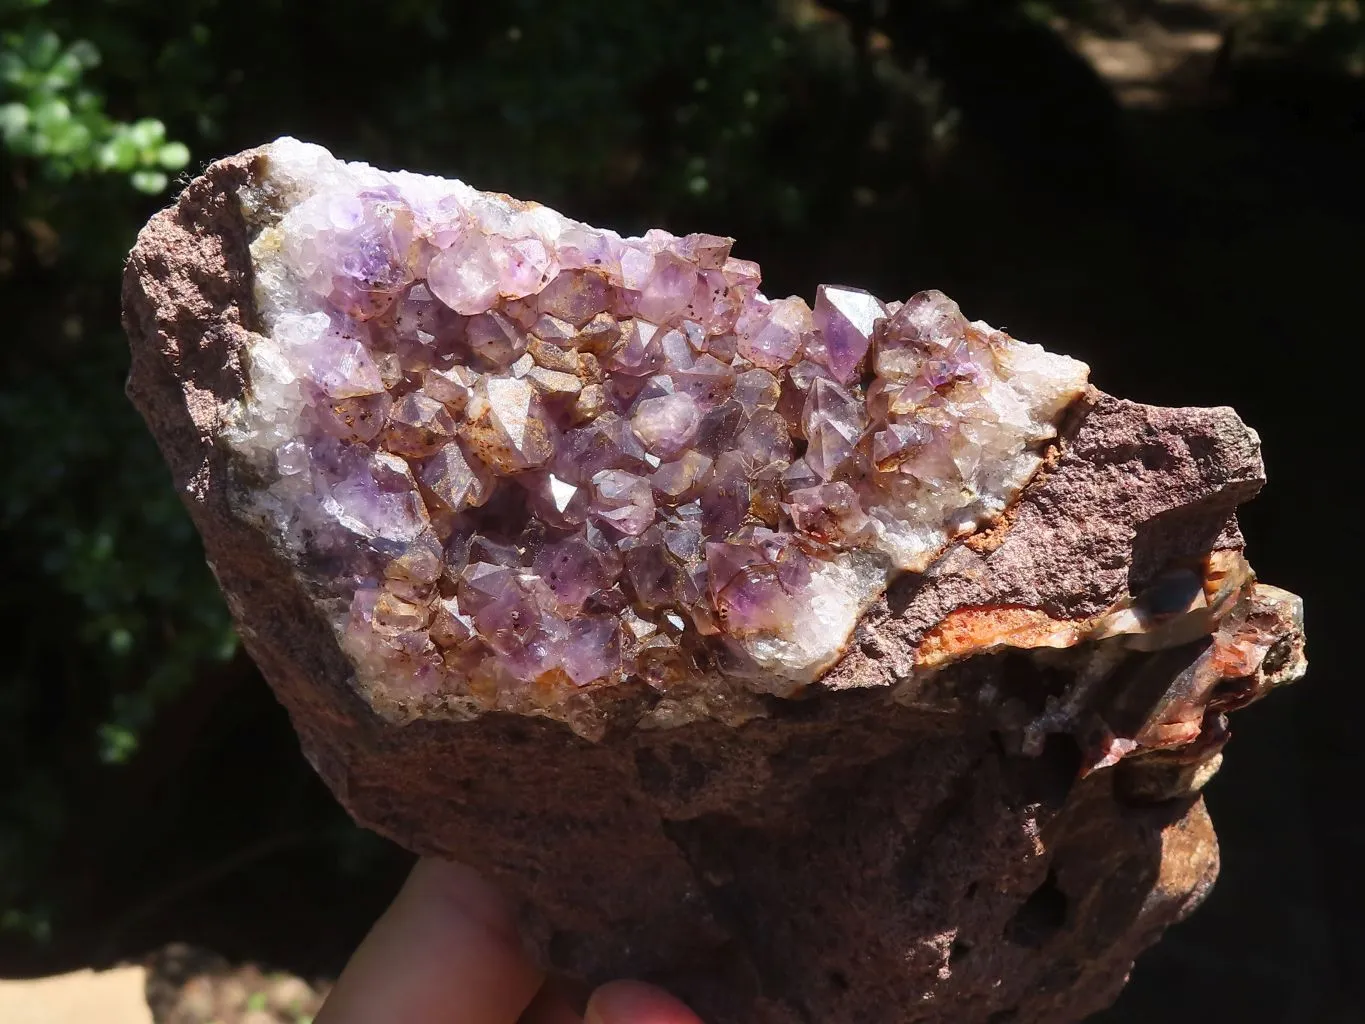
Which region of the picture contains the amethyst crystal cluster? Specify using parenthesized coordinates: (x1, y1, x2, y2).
(230, 139, 1088, 724)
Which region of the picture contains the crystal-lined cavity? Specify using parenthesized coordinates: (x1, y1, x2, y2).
(228, 139, 1089, 716)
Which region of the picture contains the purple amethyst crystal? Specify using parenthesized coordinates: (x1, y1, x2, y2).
(227, 138, 1090, 721)
(810, 284, 887, 383)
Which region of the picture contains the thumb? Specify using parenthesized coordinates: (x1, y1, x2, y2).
(585, 980, 706, 1024)
(317, 857, 543, 1024)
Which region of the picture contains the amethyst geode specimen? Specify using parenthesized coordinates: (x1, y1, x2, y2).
(124, 140, 1306, 1023)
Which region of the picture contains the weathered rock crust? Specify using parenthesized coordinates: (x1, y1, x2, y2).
(124, 151, 1301, 1024)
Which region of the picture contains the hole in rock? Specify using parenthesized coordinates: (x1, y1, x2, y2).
(996, 651, 1073, 713)
(828, 970, 850, 992)
(950, 938, 973, 963)
(464, 483, 534, 551)
(1211, 674, 1255, 707)
(885, 572, 925, 615)
(1032, 732, 1083, 807)
(1004, 868, 1068, 948)
(1099, 638, 1212, 736)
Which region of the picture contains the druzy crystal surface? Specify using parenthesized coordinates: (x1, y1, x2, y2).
(228, 139, 1089, 720)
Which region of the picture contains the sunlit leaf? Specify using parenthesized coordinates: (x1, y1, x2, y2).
(130, 168, 168, 193)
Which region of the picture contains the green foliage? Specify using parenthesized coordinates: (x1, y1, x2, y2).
(0, 0, 219, 938)
(1, 6, 189, 192)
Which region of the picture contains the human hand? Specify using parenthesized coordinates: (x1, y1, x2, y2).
(316, 857, 704, 1024)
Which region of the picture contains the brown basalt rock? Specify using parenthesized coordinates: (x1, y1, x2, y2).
(123, 149, 1306, 1024)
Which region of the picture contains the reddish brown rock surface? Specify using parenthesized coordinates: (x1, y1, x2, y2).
(123, 150, 1306, 1023)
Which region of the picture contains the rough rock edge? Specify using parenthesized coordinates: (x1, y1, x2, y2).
(124, 150, 1307, 1024)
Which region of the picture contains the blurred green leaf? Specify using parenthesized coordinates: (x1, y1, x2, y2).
(126, 117, 164, 149)
(96, 133, 138, 170)
(130, 167, 166, 192)
(97, 723, 140, 765)
(0, 100, 28, 137)
(156, 139, 189, 169)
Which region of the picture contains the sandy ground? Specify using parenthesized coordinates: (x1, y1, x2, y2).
(0, 966, 153, 1024)
(0, 947, 328, 1024)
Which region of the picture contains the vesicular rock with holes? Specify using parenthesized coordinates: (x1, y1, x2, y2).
(123, 140, 1306, 1024)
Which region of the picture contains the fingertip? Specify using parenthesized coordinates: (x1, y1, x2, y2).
(404, 856, 523, 945)
(585, 980, 705, 1024)
(317, 856, 542, 1024)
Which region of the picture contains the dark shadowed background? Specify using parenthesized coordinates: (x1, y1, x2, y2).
(1, 0, 1360, 1020)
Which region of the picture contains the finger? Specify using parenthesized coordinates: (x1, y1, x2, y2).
(584, 980, 704, 1024)
(317, 857, 543, 1024)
